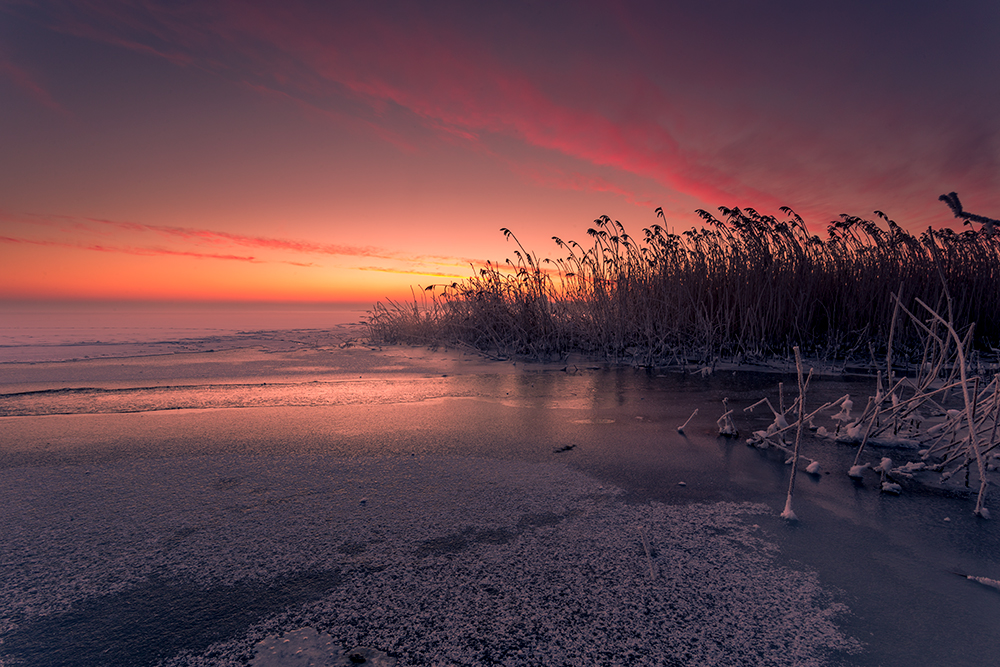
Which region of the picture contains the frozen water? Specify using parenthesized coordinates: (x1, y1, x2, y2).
(2, 334, 1000, 666)
(0, 457, 856, 666)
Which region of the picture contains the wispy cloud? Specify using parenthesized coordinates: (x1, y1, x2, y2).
(238, 79, 419, 154)
(507, 161, 655, 208)
(21, 1, 775, 210)
(2, 209, 484, 270)
(84, 215, 396, 259)
(355, 265, 471, 279)
(0, 49, 70, 115)
(0, 234, 274, 263)
(16, 1, 1000, 226)
(293, 16, 776, 209)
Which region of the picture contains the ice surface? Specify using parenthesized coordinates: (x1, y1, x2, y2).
(0, 305, 368, 363)
(6, 338, 1000, 666)
(251, 627, 396, 666)
(0, 456, 860, 666)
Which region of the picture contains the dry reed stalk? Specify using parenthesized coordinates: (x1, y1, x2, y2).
(717, 398, 738, 437)
(638, 525, 656, 580)
(369, 201, 1000, 368)
(781, 347, 808, 521)
(913, 297, 990, 517)
(677, 409, 698, 433)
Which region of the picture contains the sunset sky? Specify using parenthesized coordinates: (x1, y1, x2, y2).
(2, 0, 998, 304)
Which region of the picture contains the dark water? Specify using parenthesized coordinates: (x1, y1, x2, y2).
(2, 571, 343, 667)
(1, 341, 998, 666)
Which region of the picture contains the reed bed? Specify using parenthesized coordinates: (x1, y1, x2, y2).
(367, 200, 1000, 516)
(368, 203, 1000, 367)
(745, 295, 999, 517)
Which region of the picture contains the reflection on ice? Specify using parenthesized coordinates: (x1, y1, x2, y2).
(2, 341, 1000, 666)
(0, 377, 463, 417)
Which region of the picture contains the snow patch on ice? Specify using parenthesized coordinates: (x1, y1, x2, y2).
(0, 455, 861, 667)
(875, 458, 894, 474)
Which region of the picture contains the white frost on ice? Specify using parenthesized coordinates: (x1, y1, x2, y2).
(0, 455, 861, 667)
(965, 574, 1000, 591)
(848, 464, 868, 479)
(843, 421, 863, 440)
(780, 497, 798, 522)
(831, 398, 853, 422)
(895, 461, 925, 476)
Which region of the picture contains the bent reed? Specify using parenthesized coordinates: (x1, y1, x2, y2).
(368, 200, 1000, 368)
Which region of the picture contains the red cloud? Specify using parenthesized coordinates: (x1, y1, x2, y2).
(355, 266, 471, 279)
(216, 5, 783, 210)
(0, 234, 263, 262)
(238, 80, 419, 154)
(2, 209, 485, 269)
(506, 160, 654, 208)
(0, 50, 69, 115)
(29, 1, 777, 211)
(25, 1, 999, 227)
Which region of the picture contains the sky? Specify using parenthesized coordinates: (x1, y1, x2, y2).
(2, 0, 998, 305)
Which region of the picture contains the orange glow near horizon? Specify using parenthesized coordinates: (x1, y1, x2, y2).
(1, 2, 996, 305)
(0, 235, 481, 303)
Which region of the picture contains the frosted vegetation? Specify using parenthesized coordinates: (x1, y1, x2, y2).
(369, 195, 1000, 518)
(744, 313, 999, 519)
(369, 197, 1000, 367)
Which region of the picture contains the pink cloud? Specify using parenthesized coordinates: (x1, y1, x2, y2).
(85, 216, 394, 258)
(2, 209, 485, 268)
(229, 4, 1000, 225)
(507, 161, 653, 208)
(31, 2, 771, 210)
(23, 1, 999, 228)
(223, 8, 781, 209)
(0, 51, 69, 115)
(355, 266, 471, 279)
(0, 234, 263, 262)
(237, 79, 419, 154)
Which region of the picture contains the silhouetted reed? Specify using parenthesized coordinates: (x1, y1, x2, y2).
(369, 203, 1000, 367)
